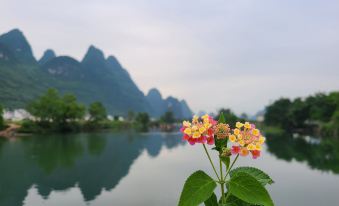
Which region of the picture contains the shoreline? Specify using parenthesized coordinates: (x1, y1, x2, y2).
(0, 123, 21, 138)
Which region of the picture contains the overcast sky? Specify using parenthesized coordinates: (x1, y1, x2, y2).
(1, 0, 339, 115)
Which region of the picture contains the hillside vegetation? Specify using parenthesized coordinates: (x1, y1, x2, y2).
(0, 29, 192, 118)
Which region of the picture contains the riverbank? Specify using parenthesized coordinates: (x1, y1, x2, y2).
(0, 119, 178, 138)
(0, 123, 21, 138)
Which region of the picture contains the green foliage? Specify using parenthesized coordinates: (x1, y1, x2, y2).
(204, 193, 218, 206)
(223, 195, 252, 206)
(178, 170, 217, 206)
(264, 92, 339, 137)
(230, 167, 274, 186)
(264, 98, 292, 129)
(332, 110, 339, 123)
(19, 119, 40, 133)
(27, 88, 85, 131)
(160, 111, 175, 124)
(0, 30, 158, 115)
(27, 88, 61, 123)
(220, 156, 230, 169)
(0, 104, 4, 129)
(60, 94, 86, 122)
(216, 109, 240, 127)
(109, 120, 132, 130)
(135, 112, 150, 132)
(288, 98, 310, 128)
(218, 112, 226, 123)
(127, 110, 135, 122)
(266, 131, 339, 174)
(227, 172, 274, 206)
(88, 102, 107, 122)
(306, 93, 337, 122)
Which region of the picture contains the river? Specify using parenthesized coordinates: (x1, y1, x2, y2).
(0, 132, 338, 206)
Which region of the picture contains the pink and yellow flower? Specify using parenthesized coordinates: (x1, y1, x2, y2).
(228, 121, 265, 159)
(214, 123, 230, 139)
(180, 114, 217, 145)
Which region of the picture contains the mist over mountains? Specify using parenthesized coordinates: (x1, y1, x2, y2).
(0, 29, 192, 118)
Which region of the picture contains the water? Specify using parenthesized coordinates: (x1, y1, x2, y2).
(0, 132, 338, 206)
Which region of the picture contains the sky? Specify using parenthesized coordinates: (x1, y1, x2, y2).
(1, 0, 339, 115)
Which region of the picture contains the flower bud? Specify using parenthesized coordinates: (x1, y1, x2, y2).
(221, 147, 231, 157)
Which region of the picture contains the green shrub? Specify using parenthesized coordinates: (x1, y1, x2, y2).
(0, 104, 4, 130)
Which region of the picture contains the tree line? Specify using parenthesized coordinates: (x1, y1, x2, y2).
(1, 89, 247, 134)
(0, 104, 4, 130)
(0, 88, 181, 133)
(22, 88, 109, 132)
(264, 92, 339, 137)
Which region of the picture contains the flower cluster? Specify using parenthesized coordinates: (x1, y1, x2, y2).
(180, 115, 266, 159)
(229, 122, 265, 159)
(180, 114, 217, 145)
(214, 123, 230, 139)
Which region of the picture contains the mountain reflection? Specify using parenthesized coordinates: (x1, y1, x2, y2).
(265, 132, 339, 174)
(0, 132, 184, 206)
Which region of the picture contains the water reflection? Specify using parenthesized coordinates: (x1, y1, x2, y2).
(265, 132, 339, 174)
(0, 132, 184, 206)
(1, 132, 338, 206)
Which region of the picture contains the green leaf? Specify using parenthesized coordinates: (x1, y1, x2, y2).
(204, 193, 218, 206)
(223, 194, 253, 206)
(218, 112, 226, 123)
(230, 167, 274, 186)
(220, 193, 252, 206)
(220, 156, 230, 169)
(214, 137, 227, 152)
(178, 170, 217, 206)
(227, 172, 274, 206)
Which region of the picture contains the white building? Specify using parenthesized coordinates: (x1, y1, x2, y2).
(3, 109, 34, 121)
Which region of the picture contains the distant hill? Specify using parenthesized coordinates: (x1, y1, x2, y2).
(0, 29, 193, 117)
(38, 49, 56, 65)
(146, 88, 193, 119)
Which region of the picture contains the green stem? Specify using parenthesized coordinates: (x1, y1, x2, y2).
(219, 159, 226, 204)
(224, 154, 239, 180)
(202, 144, 221, 181)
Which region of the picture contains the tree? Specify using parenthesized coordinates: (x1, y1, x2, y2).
(306, 93, 337, 122)
(135, 112, 150, 132)
(27, 88, 62, 123)
(0, 104, 4, 129)
(288, 98, 310, 128)
(27, 88, 85, 131)
(59, 93, 86, 124)
(240, 113, 248, 120)
(216, 109, 239, 127)
(127, 110, 135, 122)
(264, 98, 293, 129)
(264, 92, 339, 132)
(88, 102, 107, 122)
(160, 111, 175, 124)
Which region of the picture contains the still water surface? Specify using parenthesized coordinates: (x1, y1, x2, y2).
(0, 132, 338, 206)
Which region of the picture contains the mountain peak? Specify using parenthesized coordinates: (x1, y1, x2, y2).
(39, 49, 56, 65)
(106, 55, 123, 70)
(147, 88, 162, 99)
(5, 29, 23, 36)
(81, 45, 106, 72)
(180, 99, 193, 118)
(82, 45, 105, 61)
(0, 28, 36, 63)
